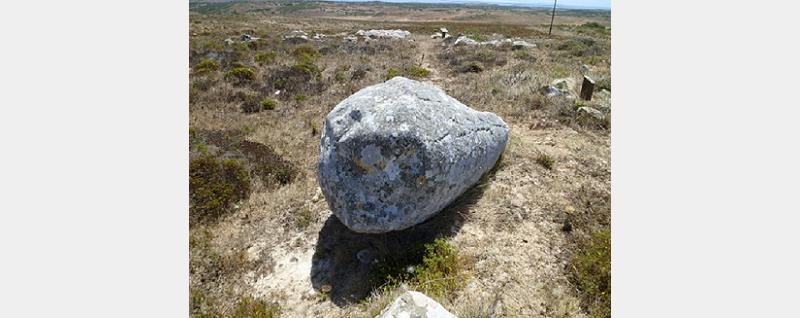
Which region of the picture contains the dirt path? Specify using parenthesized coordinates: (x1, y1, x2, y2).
(414, 34, 447, 87)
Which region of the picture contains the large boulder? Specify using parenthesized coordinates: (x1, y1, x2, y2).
(375, 291, 457, 318)
(317, 77, 509, 233)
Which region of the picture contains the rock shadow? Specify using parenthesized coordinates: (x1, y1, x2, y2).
(309, 160, 503, 306)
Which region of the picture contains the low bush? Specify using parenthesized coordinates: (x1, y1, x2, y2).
(536, 153, 555, 170)
(557, 37, 605, 57)
(189, 154, 251, 224)
(405, 65, 431, 78)
(571, 229, 611, 318)
(438, 47, 507, 73)
(260, 98, 278, 111)
(231, 296, 280, 318)
(371, 238, 469, 300)
(385, 67, 400, 80)
(194, 59, 219, 75)
(241, 97, 277, 113)
(334, 65, 350, 82)
(578, 22, 610, 36)
(292, 45, 319, 59)
(239, 94, 261, 114)
(293, 54, 321, 77)
(580, 22, 606, 30)
(268, 61, 325, 98)
(255, 51, 276, 65)
(225, 66, 256, 84)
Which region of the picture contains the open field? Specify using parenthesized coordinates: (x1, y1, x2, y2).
(189, 1, 610, 317)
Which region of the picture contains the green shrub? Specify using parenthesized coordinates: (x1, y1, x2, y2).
(578, 22, 609, 36)
(406, 65, 431, 78)
(189, 154, 251, 224)
(294, 94, 307, 102)
(292, 55, 321, 78)
(231, 296, 280, 318)
(557, 37, 604, 57)
(268, 61, 324, 97)
(536, 153, 555, 170)
(438, 47, 506, 73)
(414, 238, 467, 298)
(385, 67, 400, 80)
(580, 22, 606, 30)
(255, 51, 276, 65)
(371, 238, 469, 300)
(572, 229, 611, 318)
(239, 93, 263, 114)
(193, 59, 219, 75)
(292, 45, 319, 59)
(225, 67, 256, 84)
(260, 98, 278, 111)
(334, 65, 350, 82)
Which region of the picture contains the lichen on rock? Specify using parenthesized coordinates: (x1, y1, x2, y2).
(317, 77, 509, 233)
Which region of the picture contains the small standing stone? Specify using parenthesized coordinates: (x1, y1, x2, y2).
(580, 75, 595, 101)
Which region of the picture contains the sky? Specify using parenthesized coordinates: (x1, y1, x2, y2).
(327, 0, 611, 10)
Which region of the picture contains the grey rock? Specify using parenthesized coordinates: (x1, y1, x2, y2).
(357, 29, 411, 39)
(453, 35, 479, 46)
(552, 78, 577, 94)
(376, 291, 457, 318)
(541, 85, 561, 97)
(512, 40, 536, 49)
(284, 30, 310, 44)
(577, 106, 605, 120)
(240, 34, 260, 42)
(317, 77, 509, 233)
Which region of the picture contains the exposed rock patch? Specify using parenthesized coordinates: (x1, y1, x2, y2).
(356, 29, 411, 39)
(375, 291, 457, 318)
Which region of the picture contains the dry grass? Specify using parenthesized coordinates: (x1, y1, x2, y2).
(189, 2, 610, 317)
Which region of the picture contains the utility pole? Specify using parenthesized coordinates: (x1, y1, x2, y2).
(549, 0, 558, 36)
